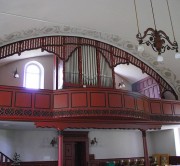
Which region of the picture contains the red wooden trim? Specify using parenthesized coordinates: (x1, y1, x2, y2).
(35, 121, 162, 131)
(58, 131, 63, 166)
(55, 56, 59, 90)
(141, 130, 150, 166)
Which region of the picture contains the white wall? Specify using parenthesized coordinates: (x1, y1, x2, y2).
(0, 55, 54, 90)
(89, 130, 144, 159)
(0, 129, 14, 158)
(13, 130, 58, 161)
(0, 129, 58, 161)
(148, 129, 176, 156)
(174, 128, 180, 156)
(89, 129, 177, 159)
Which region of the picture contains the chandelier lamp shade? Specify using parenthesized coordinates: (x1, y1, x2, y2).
(134, 0, 180, 61)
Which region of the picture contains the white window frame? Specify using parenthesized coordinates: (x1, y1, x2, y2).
(23, 61, 44, 89)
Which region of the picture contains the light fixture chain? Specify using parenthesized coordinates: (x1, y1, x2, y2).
(150, 0, 156, 30)
(134, 0, 140, 33)
(166, 0, 176, 41)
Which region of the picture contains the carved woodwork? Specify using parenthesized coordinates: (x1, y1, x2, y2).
(0, 36, 177, 99)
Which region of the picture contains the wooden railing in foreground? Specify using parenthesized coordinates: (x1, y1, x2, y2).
(9, 156, 180, 166)
(0, 152, 13, 166)
(89, 156, 180, 166)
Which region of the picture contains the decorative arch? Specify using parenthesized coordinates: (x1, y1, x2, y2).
(0, 36, 178, 99)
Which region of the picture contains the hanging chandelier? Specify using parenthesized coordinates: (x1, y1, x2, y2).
(134, 0, 180, 61)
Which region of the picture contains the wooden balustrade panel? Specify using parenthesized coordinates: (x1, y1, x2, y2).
(15, 92, 32, 108)
(90, 92, 106, 107)
(143, 99, 150, 113)
(71, 92, 88, 108)
(162, 103, 173, 115)
(150, 101, 162, 114)
(108, 93, 123, 108)
(124, 94, 135, 110)
(136, 98, 144, 111)
(34, 93, 51, 109)
(53, 93, 69, 109)
(174, 103, 180, 115)
(0, 90, 12, 107)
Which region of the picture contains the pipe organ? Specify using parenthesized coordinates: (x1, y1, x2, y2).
(64, 45, 113, 88)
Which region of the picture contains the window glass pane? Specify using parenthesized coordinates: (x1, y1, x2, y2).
(26, 73, 40, 89)
(27, 65, 40, 74)
(24, 61, 44, 89)
(25, 64, 41, 89)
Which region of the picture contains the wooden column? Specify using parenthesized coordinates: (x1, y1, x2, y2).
(55, 56, 59, 90)
(141, 130, 150, 166)
(58, 130, 63, 166)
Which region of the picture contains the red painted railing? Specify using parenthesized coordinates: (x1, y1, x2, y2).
(0, 85, 180, 123)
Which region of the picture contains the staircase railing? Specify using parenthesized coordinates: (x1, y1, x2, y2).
(0, 152, 13, 166)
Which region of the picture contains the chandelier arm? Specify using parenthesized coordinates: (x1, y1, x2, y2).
(136, 28, 155, 41)
(160, 46, 166, 54)
(158, 30, 178, 47)
(147, 42, 158, 53)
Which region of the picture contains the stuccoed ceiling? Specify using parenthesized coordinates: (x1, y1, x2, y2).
(0, 0, 180, 97)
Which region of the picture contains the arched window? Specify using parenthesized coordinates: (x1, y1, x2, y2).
(24, 61, 44, 89)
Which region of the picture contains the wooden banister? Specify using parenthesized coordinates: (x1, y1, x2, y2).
(0, 152, 13, 166)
